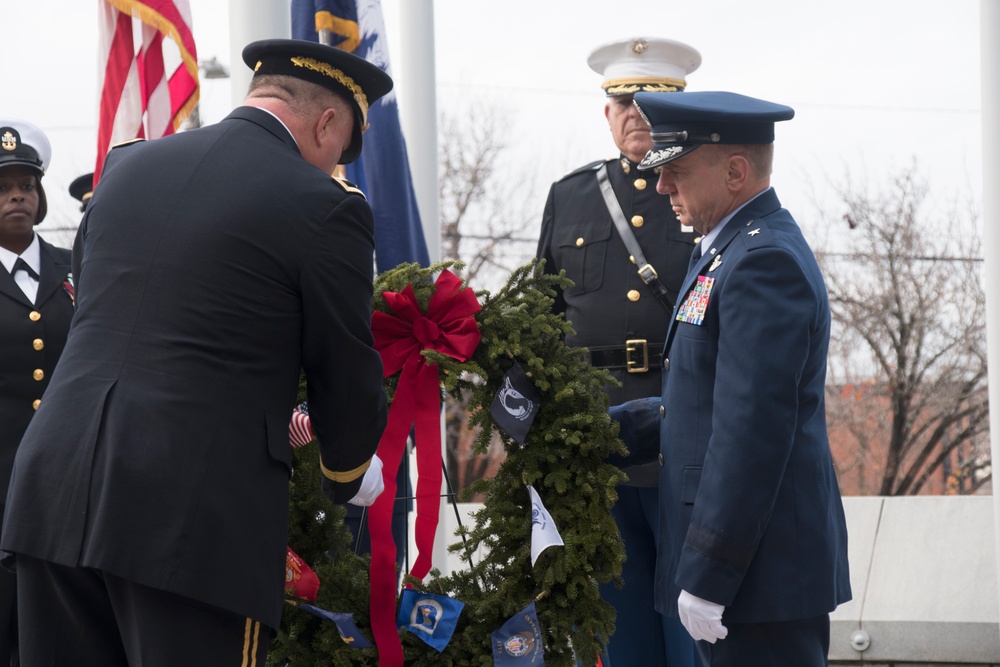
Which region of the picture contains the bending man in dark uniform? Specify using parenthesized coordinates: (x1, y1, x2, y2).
(1, 39, 390, 667)
(536, 37, 700, 667)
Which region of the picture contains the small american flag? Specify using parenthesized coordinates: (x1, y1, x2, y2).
(288, 403, 314, 449)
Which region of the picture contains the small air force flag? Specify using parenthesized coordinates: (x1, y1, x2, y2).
(491, 601, 545, 665)
(396, 588, 465, 652)
(291, 603, 373, 648)
(527, 485, 564, 566)
(490, 361, 542, 444)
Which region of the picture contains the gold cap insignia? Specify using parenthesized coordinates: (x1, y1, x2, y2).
(291, 56, 371, 132)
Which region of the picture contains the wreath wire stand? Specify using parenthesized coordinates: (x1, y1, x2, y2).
(352, 453, 479, 575)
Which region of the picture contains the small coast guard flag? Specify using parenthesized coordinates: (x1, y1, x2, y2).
(491, 601, 545, 665)
(527, 486, 563, 566)
(396, 588, 464, 652)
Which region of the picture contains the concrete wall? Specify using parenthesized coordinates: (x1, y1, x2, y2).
(419, 497, 1000, 664)
(831, 497, 1000, 665)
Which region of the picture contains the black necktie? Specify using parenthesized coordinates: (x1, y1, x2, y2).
(12, 258, 39, 281)
(687, 246, 701, 274)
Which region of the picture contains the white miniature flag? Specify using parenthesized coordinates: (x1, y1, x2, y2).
(528, 485, 564, 566)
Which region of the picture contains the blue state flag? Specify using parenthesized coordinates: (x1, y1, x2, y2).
(492, 601, 546, 665)
(396, 588, 464, 652)
(291, 0, 430, 272)
(291, 602, 374, 648)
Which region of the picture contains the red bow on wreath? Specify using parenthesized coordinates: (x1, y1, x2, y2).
(368, 269, 481, 666)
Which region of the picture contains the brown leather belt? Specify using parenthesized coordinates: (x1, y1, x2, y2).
(585, 339, 663, 373)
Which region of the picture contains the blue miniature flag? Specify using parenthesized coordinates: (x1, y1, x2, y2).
(290, 0, 430, 272)
(396, 588, 464, 652)
(489, 361, 542, 444)
(292, 602, 374, 648)
(527, 485, 564, 566)
(491, 601, 545, 665)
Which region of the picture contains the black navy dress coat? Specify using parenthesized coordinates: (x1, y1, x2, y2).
(1, 107, 388, 630)
(656, 188, 852, 623)
(0, 237, 73, 516)
(537, 156, 698, 404)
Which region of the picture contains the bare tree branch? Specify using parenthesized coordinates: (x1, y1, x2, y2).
(818, 163, 990, 496)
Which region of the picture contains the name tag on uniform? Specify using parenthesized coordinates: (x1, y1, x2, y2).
(676, 276, 714, 325)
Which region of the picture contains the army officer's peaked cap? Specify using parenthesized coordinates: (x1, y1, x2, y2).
(243, 38, 393, 164)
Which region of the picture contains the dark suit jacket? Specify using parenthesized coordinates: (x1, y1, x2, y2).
(0, 236, 73, 515)
(537, 156, 697, 404)
(656, 188, 851, 623)
(1, 107, 387, 629)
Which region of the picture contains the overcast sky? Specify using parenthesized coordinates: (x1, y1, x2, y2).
(6, 0, 984, 253)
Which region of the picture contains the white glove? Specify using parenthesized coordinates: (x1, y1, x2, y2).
(678, 589, 728, 644)
(347, 454, 384, 507)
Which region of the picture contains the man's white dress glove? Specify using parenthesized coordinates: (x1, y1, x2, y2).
(347, 454, 384, 507)
(678, 589, 728, 644)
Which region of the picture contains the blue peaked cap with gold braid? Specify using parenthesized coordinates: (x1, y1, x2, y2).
(633, 91, 794, 170)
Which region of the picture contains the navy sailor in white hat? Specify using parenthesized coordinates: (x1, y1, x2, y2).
(0, 118, 75, 666)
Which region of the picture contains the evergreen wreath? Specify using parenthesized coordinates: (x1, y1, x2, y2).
(268, 260, 627, 666)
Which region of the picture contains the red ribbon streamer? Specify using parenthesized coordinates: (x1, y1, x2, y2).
(367, 270, 481, 665)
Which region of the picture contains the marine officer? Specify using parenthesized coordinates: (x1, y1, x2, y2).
(536, 37, 700, 667)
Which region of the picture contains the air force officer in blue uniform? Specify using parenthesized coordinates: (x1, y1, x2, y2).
(632, 92, 852, 666)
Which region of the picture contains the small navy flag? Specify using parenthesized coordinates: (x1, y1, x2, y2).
(292, 603, 373, 648)
(396, 588, 464, 653)
(490, 361, 542, 444)
(492, 601, 545, 665)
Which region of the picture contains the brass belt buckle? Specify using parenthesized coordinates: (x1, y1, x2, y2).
(637, 264, 658, 285)
(625, 339, 649, 373)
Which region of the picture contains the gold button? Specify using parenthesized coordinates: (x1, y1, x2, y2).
(631, 215, 644, 228)
(575, 237, 584, 247)
(29, 311, 41, 321)
(32, 399, 41, 411)
(33, 338, 44, 351)
(693, 236, 703, 244)
(629, 255, 637, 265)
(634, 178, 647, 191)
(33, 369, 44, 381)
(627, 290, 641, 302)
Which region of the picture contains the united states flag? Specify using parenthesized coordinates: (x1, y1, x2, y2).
(289, 404, 315, 449)
(95, 0, 199, 185)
